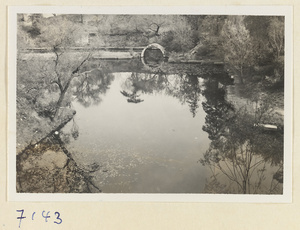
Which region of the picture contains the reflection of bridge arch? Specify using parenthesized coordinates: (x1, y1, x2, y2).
(141, 43, 168, 67)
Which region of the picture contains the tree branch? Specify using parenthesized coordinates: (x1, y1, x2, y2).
(72, 53, 91, 75)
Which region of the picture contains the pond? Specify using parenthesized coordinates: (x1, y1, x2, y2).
(60, 60, 283, 194)
(64, 73, 207, 193)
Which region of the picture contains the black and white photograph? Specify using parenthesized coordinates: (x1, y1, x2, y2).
(9, 7, 292, 200)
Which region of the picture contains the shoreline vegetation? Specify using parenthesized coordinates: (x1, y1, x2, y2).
(16, 14, 284, 193)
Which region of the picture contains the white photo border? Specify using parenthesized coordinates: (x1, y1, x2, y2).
(8, 5, 293, 202)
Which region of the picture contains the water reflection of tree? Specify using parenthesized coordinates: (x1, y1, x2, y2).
(120, 71, 202, 117)
(201, 78, 235, 140)
(168, 75, 202, 117)
(120, 90, 144, 104)
(72, 68, 115, 107)
(200, 79, 283, 194)
(120, 71, 168, 103)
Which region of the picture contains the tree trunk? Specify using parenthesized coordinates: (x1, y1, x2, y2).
(53, 76, 73, 120)
(52, 53, 90, 120)
(55, 90, 66, 112)
(240, 66, 244, 84)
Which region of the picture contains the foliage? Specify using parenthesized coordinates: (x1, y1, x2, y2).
(221, 16, 255, 82)
(38, 17, 83, 48)
(160, 16, 196, 53)
(244, 16, 273, 65)
(72, 68, 115, 107)
(268, 17, 284, 59)
(201, 15, 227, 38)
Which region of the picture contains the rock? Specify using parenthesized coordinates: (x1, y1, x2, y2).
(22, 150, 68, 171)
(40, 150, 68, 169)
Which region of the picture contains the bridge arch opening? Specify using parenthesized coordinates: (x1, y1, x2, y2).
(141, 43, 168, 67)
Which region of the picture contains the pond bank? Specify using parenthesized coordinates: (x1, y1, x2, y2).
(226, 75, 284, 127)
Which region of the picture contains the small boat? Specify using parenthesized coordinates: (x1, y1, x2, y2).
(254, 123, 278, 131)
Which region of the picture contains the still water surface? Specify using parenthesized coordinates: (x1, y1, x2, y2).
(63, 63, 283, 194)
(67, 73, 209, 193)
